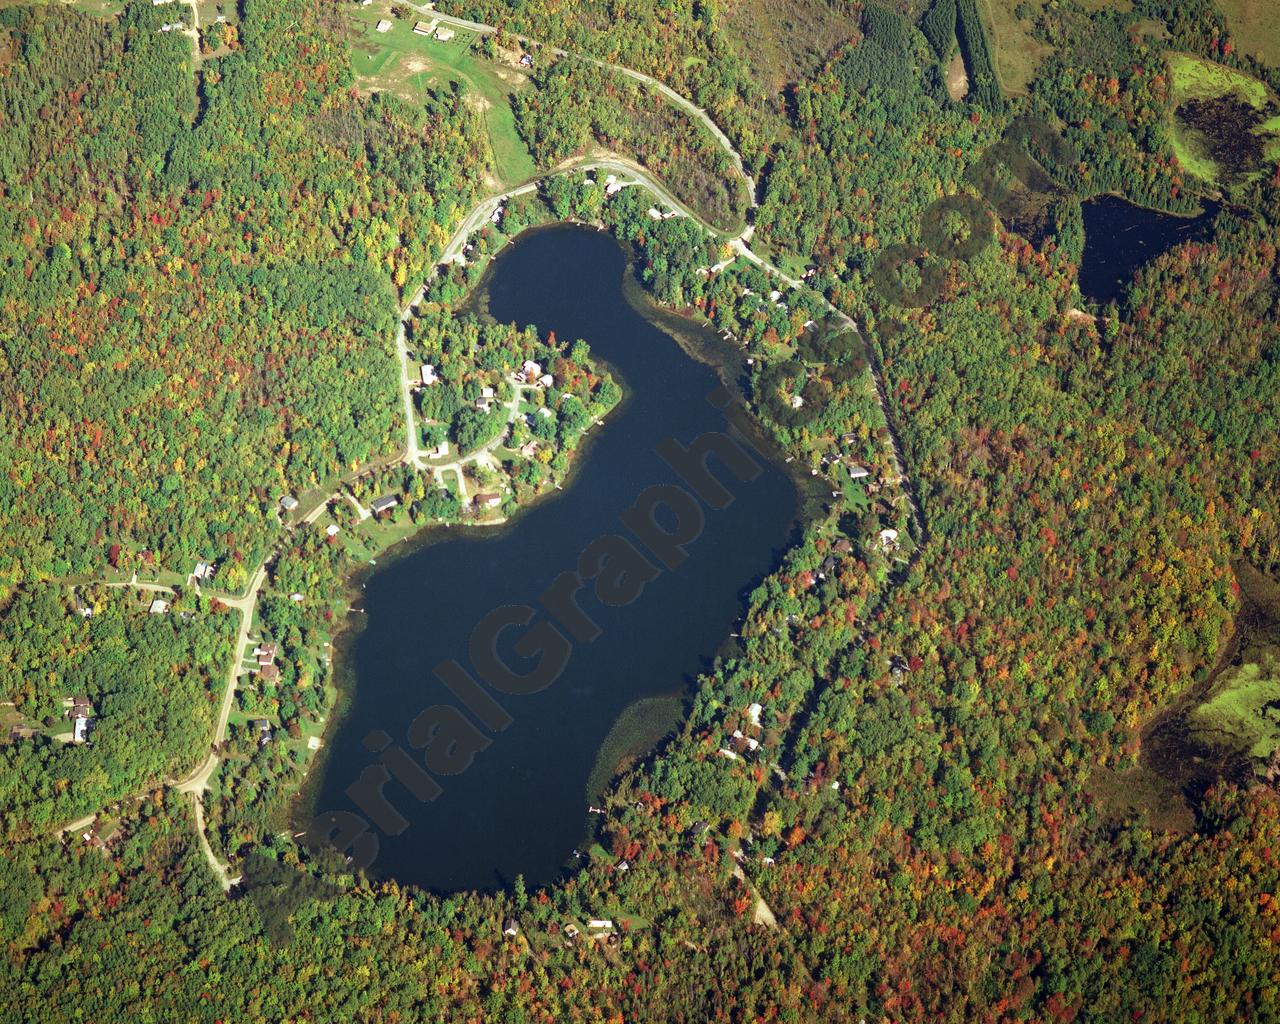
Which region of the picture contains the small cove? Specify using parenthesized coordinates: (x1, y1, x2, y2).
(304, 225, 803, 893)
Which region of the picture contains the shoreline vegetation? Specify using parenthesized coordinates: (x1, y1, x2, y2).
(5, 0, 1280, 1018)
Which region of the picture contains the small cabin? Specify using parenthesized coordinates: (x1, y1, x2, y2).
(370, 495, 399, 516)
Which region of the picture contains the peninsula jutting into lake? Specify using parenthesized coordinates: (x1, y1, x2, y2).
(306, 226, 800, 892)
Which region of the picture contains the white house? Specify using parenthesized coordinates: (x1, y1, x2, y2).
(72, 715, 90, 743)
(535, 373, 554, 389)
(420, 363, 438, 386)
(148, 598, 169, 615)
(879, 527, 899, 551)
(375, 19, 393, 32)
(325, 523, 340, 538)
(747, 702, 763, 727)
(587, 919, 614, 932)
(521, 359, 542, 381)
(480, 386, 495, 399)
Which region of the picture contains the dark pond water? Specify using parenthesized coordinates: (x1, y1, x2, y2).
(305, 225, 800, 893)
(1079, 195, 1219, 305)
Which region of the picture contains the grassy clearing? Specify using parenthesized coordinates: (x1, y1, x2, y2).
(1219, 0, 1280, 68)
(1188, 644, 1280, 766)
(1168, 51, 1270, 108)
(347, 3, 536, 186)
(1164, 52, 1280, 184)
(722, 0, 862, 94)
(974, 0, 1054, 95)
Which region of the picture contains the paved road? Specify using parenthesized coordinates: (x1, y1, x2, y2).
(47, 20, 924, 891)
(422, 4, 756, 216)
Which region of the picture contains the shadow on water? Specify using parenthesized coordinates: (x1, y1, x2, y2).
(303, 225, 807, 894)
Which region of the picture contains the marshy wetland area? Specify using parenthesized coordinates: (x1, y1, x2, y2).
(1097, 563, 1280, 831)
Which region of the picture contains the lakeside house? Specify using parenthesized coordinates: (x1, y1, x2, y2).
(66, 697, 92, 721)
(474, 492, 502, 510)
(370, 495, 399, 516)
(249, 718, 273, 746)
(521, 359, 542, 382)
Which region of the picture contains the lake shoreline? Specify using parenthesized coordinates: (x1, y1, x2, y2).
(293, 225, 816, 889)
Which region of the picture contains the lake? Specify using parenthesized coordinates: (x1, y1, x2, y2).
(305, 225, 801, 893)
(1079, 195, 1219, 305)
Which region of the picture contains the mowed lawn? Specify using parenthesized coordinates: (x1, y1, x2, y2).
(347, 5, 536, 187)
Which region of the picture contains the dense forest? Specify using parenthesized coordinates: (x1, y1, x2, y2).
(0, 0, 488, 583)
(2, 0, 1280, 1020)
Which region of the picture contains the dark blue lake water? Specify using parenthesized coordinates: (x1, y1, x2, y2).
(306, 225, 799, 892)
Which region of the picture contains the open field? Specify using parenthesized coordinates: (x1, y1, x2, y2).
(722, 0, 861, 93)
(1220, 0, 1280, 68)
(975, 0, 1053, 96)
(347, 3, 536, 186)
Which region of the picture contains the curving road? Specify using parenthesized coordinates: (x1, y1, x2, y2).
(50, 17, 923, 890)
